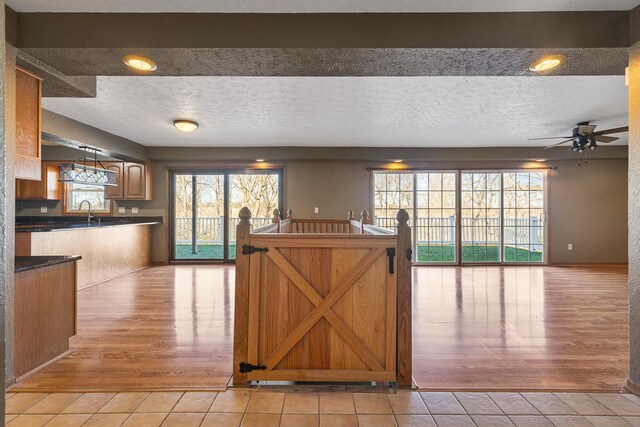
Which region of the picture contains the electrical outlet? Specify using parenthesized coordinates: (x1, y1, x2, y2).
(568, 243, 573, 251)
(118, 207, 126, 214)
(314, 207, 319, 214)
(131, 207, 139, 214)
(40, 206, 47, 213)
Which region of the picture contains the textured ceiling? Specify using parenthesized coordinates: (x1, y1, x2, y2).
(42, 76, 628, 148)
(8, 0, 640, 12)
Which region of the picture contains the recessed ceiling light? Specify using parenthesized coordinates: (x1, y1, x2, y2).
(529, 54, 566, 72)
(393, 159, 403, 163)
(173, 119, 199, 133)
(256, 159, 265, 162)
(123, 55, 157, 72)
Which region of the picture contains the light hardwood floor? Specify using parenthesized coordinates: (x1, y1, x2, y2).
(9, 264, 629, 392)
(11, 266, 234, 391)
(413, 265, 629, 391)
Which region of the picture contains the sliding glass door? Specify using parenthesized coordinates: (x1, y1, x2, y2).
(171, 169, 282, 262)
(415, 172, 457, 263)
(228, 172, 281, 260)
(373, 169, 547, 264)
(460, 172, 502, 263)
(503, 171, 545, 263)
(173, 174, 225, 260)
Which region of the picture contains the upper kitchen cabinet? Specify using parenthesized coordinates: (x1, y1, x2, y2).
(15, 68, 42, 181)
(124, 162, 153, 200)
(16, 162, 62, 200)
(104, 162, 124, 200)
(105, 162, 153, 200)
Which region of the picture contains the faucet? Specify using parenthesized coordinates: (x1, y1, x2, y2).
(78, 200, 94, 225)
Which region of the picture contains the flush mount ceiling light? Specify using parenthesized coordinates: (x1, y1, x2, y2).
(393, 159, 404, 163)
(123, 55, 157, 72)
(58, 147, 117, 187)
(529, 54, 566, 72)
(173, 119, 199, 133)
(256, 159, 265, 162)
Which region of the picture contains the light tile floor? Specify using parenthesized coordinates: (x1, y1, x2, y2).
(5, 390, 640, 426)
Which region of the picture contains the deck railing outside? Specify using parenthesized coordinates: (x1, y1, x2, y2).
(375, 216, 543, 248)
(176, 216, 543, 248)
(175, 217, 272, 245)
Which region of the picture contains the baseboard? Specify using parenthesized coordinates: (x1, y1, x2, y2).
(10, 349, 72, 388)
(626, 378, 640, 396)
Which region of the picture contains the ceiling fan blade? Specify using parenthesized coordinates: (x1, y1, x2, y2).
(528, 136, 572, 141)
(543, 139, 574, 149)
(594, 135, 619, 143)
(578, 124, 597, 134)
(594, 126, 629, 135)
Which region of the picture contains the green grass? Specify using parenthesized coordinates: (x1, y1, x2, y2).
(177, 244, 542, 263)
(417, 245, 543, 263)
(175, 244, 235, 260)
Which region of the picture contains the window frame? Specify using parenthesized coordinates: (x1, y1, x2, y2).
(372, 168, 549, 266)
(62, 182, 113, 216)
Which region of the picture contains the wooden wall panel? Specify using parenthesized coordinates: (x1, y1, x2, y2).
(15, 67, 41, 181)
(24, 225, 152, 289)
(14, 262, 76, 377)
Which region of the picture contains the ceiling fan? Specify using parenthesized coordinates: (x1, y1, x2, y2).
(529, 121, 629, 152)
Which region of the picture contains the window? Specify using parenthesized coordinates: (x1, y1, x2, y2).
(373, 172, 414, 231)
(64, 183, 111, 214)
(373, 169, 547, 264)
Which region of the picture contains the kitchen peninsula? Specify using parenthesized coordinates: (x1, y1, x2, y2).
(15, 216, 162, 289)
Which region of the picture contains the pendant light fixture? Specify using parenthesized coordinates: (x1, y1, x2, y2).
(58, 147, 117, 187)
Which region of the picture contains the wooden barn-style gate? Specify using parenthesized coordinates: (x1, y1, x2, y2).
(233, 208, 412, 386)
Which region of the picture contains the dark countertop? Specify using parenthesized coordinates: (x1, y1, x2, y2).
(15, 216, 163, 232)
(15, 256, 82, 273)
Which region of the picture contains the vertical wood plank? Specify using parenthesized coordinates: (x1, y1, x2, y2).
(396, 209, 413, 387)
(233, 207, 252, 385)
(247, 249, 261, 366)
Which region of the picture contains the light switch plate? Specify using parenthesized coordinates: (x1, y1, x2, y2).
(568, 243, 573, 251)
(40, 206, 47, 213)
(118, 207, 126, 214)
(131, 207, 139, 214)
(314, 207, 319, 214)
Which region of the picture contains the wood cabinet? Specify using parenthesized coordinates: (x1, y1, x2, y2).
(104, 162, 152, 200)
(14, 260, 77, 378)
(16, 162, 62, 200)
(104, 162, 124, 199)
(123, 162, 152, 200)
(15, 68, 42, 181)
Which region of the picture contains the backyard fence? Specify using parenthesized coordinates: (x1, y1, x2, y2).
(176, 216, 543, 249)
(376, 216, 543, 249)
(175, 217, 273, 245)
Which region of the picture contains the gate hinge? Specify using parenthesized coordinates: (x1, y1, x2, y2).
(239, 362, 267, 373)
(387, 247, 396, 274)
(242, 245, 269, 255)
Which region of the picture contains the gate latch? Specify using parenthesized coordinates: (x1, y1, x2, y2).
(387, 247, 396, 274)
(242, 245, 269, 255)
(239, 362, 267, 373)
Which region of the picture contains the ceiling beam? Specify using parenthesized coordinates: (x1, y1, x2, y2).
(16, 12, 630, 49)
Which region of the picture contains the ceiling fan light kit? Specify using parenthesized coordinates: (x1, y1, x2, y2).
(529, 121, 628, 165)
